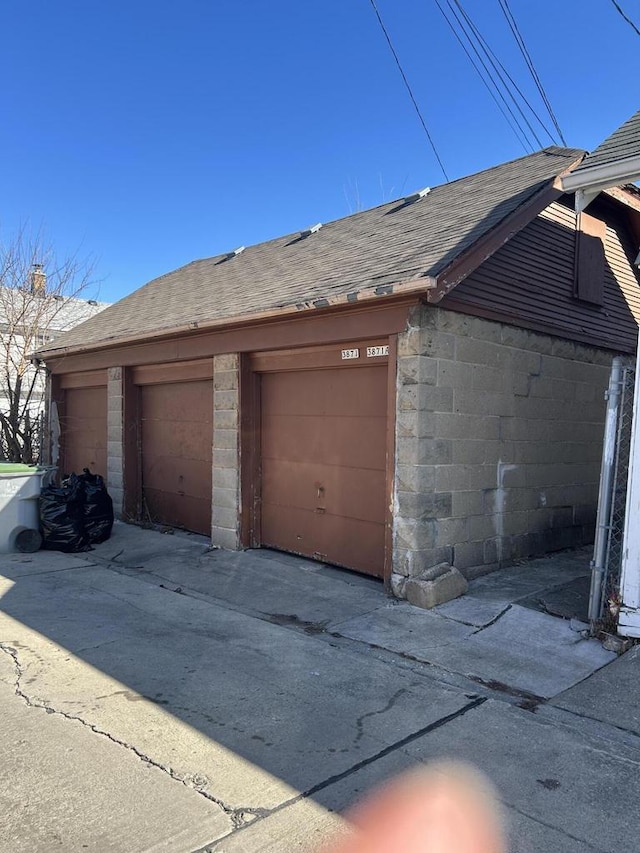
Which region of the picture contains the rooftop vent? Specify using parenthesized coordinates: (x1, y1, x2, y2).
(301, 223, 322, 238)
(226, 246, 245, 260)
(404, 187, 431, 204)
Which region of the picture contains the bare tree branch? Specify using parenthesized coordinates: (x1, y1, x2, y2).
(0, 224, 100, 463)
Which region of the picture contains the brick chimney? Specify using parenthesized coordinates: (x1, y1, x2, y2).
(30, 263, 46, 296)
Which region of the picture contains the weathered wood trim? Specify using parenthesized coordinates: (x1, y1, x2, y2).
(123, 369, 142, 522)
(131, 359, 214, 386)
(239, 354, 261, 548)
(429, 183, 564, 301)
(45, 298, 417, 375)
(58, 370, 108, 389)
(250, 339, 390, 373)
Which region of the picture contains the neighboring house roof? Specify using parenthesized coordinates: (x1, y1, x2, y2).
(40, 146, 584, 357)
(561, 110, 640, 209)
(0, 288, 110, 336)
(571, 109, 640, 175)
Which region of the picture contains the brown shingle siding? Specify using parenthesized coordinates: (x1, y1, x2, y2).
(442, 200, 640, 353)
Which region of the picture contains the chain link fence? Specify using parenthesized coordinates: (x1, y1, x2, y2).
(590, 358, 636, 623)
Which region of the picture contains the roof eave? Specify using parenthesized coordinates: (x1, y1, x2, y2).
(561, 155, 640, 194)
(37, 276, 438, 361)
(427, 179, 567, 302)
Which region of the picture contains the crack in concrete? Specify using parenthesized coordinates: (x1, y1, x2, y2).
(354, 688, 407, 744)
(0, 642, 261, 830)
(470, 603, 512, 635)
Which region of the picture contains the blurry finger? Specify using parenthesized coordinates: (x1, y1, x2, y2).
(322, 763, 505, 853)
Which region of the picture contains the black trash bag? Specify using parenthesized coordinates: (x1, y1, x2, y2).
(77, 468, 114, 544)
(39, 474, 91, 553)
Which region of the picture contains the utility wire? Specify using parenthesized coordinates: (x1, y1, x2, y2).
(609, 0, 640, 36)
(433, 0, 532, 152)
(497, 0, 567, 144)
(368, 0, 450, 181)
(448, 0, 548, 149)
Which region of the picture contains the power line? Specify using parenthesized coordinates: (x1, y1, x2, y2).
(497, 0, 567, 144)
(448, 0, 549, 148)
(432, 0, 532, 153)
(609, 0, 640, 36)
(434, 0, 557, 151)
(368, 0, 450, 181)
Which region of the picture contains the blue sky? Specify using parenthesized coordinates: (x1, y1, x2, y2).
(2, 0, 639, 303)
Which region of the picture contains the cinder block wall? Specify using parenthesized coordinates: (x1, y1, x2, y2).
(394, 305, 613, 580)
(211, 353, 241, 549)
(106, 366, 124, 517)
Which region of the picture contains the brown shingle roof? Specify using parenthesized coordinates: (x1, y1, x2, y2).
(41, 146, 583, 356)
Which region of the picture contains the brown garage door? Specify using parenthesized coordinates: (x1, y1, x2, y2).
(140, 379, 213, 535)
(261, 364, 387, 577)
(62, 385, 107, 478)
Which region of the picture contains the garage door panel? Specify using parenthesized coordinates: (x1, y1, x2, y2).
(140, 383, 212, 422)
(262, 460, 385, 524)
(63, 387, 107, 478)
(143, 489, 211, 536)
(141, 419, 212, 462)
(260, 364, 387, 577)
(321, 515, 386, 575)
(261, 504, 322, 558)
(262, 503, 384, 574)
(140, 379, 213, 535)
(141, 456, 212, 500)
(262, 414, 386, 470)
(262, 367, 387, 418)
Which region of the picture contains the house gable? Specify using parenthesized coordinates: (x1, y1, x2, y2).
(440, 196, 640, 353)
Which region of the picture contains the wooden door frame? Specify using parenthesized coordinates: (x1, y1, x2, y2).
(239, 337, 398, 585)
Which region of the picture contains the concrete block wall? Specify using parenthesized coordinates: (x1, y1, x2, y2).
(106, 366, 124, 517)
(211, 354, 241, 550)
(394, 305, 613, 579)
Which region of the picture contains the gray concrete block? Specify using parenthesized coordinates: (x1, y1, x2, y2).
(396, 490, 452, 520)
(210, 525, 240, 550)
(405, 566, 468, 609)
(213, 389, 238, 411)
(390, 572, 407, 599)
(435, 516, 469, 546)
(418, 330, 455, 359)
(213, 407, 238, 429)
(213, 369, 239, 391)
(213, 466, 239, 490)
(213, 353, 238, 372)
(211, 505, 238, 529)
(212, 448, 238, 470)
(212, 486, 239, 510)
(451, 440, 486, 465)
(395, 464, 435, 494)
(394, 546, 454, 578)
(394, 518, 437, 551)
(452, 540, 485, 571)
(397, 436, 452, 466)
(213, 428, 238, 451)
(435, 465, 470, 492)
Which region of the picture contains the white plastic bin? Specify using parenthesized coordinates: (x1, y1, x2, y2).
(0, 464, 46, 553)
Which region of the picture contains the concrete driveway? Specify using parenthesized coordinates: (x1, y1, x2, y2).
(0, 523, 637, 852)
